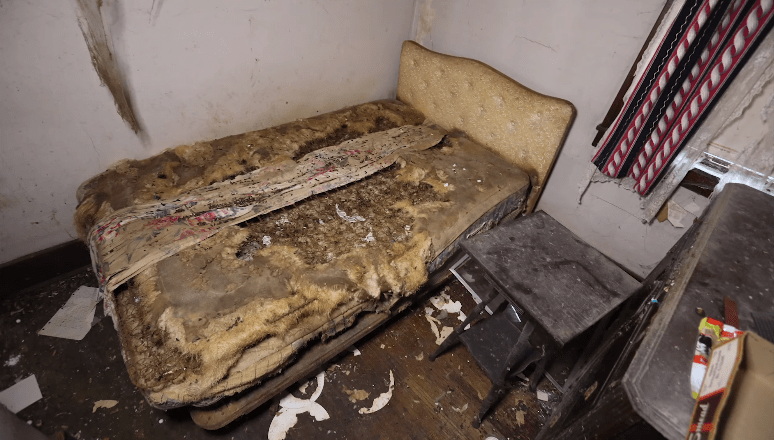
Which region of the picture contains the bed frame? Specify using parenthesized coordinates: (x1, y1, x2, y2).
(185, 41, 575, 429)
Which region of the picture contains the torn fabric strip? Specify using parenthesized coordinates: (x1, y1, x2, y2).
(87, 125, 444, 296)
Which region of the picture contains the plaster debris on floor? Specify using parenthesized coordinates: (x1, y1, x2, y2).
(92, 400, 119, 413)
(429, 290, 467, 322)
(424, 309, 454, 345)
(424, 288, 470, 345)
(342, 386, 370, 403)
(358, 370, 395, 414)
(4, 354, 21, 367)
(268, 372, 330, 440)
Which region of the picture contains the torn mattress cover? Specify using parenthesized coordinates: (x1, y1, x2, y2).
(74, 100, 530, 408)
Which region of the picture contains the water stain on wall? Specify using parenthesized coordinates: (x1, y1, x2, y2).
(74, 0, 141, 133)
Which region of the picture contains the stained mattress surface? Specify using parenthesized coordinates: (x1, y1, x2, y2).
(74, 100, 530, 407)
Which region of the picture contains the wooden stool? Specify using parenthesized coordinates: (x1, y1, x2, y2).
(430, 211, 639, 427)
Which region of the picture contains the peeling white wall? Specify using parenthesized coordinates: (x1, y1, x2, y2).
(708, 77, 774, 176)
(0, 0, 416, 264)
(411, 0, 700, 277)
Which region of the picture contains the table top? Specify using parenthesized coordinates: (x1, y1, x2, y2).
(462, 211, 640, 346)
(623, 184, 774, 440)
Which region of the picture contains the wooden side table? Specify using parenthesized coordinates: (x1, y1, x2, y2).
(430, 211, 640, 427)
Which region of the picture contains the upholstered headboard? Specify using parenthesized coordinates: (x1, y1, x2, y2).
(397, 41, 575, 213)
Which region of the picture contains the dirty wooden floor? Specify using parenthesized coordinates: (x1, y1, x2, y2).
(1, 267, 557, 439)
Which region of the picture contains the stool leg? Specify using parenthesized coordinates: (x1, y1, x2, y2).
(497, 322, 534, 383)
(529, 356, 548, 392)
(472, 322, 535, 428)
(473, 385, 508, 429)
(429, 300, 488, 362)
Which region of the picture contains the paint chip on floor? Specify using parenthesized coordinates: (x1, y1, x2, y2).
(515, 409, 526, 425)
(92, 400, 119, 413)
(424, 313, 453, 345)
(342, 387, 370, 403)
(269, 372, 330, 440)
(452, 403, 468, 413)
(429, 292, 466, 322)
(358, 370, 394, 414)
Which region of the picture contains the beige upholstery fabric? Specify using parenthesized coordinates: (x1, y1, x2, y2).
(397, 41, 575, 212)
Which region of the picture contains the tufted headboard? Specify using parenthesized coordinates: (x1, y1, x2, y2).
(397, 41, 575, 213)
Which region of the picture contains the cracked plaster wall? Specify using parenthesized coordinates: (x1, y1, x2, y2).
(0, 0, 416, 264)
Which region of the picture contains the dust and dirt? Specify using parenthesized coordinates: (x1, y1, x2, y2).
(236, 162, 447, 267)
(114, 281, 203, 391)
(74, 100, 424, 239)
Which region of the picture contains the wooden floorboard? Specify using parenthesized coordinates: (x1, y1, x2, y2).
(1, 271, 556, 440)
(273, 281, 556, 440)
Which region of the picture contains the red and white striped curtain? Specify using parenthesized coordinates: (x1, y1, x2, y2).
(592, 0, 773, 195)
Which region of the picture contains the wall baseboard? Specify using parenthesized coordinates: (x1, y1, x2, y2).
(0, 240, 91, 296)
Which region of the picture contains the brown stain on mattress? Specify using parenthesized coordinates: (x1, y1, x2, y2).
(74, 100, 424, 239)
(111, 145, 456, 401)
(76, 98, 531, 406)
(237, 162, 446, 267)
(99, 130, 531, 406)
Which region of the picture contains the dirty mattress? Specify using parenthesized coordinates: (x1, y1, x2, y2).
(74, 100, 531, 408)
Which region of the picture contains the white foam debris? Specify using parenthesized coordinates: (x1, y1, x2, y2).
(358, 371, 395, 414)
(269, 372, 330, 440)
(363, 231, 375, 242)
(430, 293, 467, 322)
(405, 225, 411, 231)
(537, 390, 549, 401)
(350, 346, 361, 356)
(452, 403, 468, 413)
(318, 219, 325, 225)
(4, 355, 21, 367)
(276, 215, 290, 225)
(262, 235, 272, 246)
(335, 204, 365, 222)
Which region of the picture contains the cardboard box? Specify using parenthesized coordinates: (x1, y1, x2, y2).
(686, 332, 774, 440)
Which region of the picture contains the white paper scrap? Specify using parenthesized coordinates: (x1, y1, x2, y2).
(684, 201, 704, 217)
(667, 200, 690, 228)
(39, 285, 100, 340)
(359, 370, 394, 414)
(335, 204, 365, 222)
(0, 375, 42, 413)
